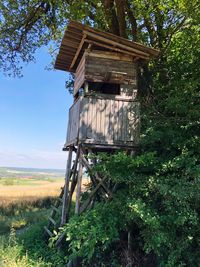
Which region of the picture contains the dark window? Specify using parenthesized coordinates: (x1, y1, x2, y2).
(88, 82, 120, 95)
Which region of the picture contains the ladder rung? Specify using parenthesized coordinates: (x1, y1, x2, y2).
(44, 226, 53, 237)
(58, 197, 63, 203)
(51, 205, 60, 213)
(49, 217, 56, 226)
(55, 232, 66, 247)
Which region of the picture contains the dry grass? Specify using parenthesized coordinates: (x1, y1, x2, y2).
(0, 179, 64, 208)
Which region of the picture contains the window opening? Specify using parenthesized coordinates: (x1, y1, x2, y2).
(88, 82, 120, 95)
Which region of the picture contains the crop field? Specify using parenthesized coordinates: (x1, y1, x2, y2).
(0, 167, 66, 266)
(0, 178, 64, 207)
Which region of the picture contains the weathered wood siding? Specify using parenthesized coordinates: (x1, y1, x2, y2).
(66, 98, 82, 144)
(66, 96, 140, 147)
(74, 55, 85, 96)
(73, 50, 137, 96)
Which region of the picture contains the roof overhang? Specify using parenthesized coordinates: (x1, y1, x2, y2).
(54, 21, 159, 73)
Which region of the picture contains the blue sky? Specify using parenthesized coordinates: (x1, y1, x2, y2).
(0, 47, 73, 169)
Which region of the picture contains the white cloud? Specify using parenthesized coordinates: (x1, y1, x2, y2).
(0, 148, 67, 169)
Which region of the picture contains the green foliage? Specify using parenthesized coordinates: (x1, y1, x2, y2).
(0, 202, 65, 266)
(0, 0, 198, 76)
(0, 224, 65, 266)
(64, 202, 123, 262)
(58, 135, 199, 265)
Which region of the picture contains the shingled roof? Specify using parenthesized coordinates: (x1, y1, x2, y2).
(54, 21, 159, 73)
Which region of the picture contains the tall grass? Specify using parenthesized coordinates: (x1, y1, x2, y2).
(0, 177, 65, 266)
(0, 197, 57, 235)
(0, 224, 65, 266)
(0, 198, 65, 266)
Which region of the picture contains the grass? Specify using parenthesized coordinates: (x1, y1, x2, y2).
(0, 177, 66, 266)
(0, 222, 66, 266)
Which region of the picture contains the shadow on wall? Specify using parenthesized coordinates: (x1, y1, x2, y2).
(66, 95, 140, 147)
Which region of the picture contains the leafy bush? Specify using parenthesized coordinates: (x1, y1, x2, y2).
(57, 132, 199, 266)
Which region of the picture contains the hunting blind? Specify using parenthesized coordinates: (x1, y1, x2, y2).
(44, 21, 159, 262)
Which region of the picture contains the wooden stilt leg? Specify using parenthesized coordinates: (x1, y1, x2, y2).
(66, 145, 80, 215)
(61, 146, 73, 226)
(75, 149, 83, 214)
(128, 231, 133, 267)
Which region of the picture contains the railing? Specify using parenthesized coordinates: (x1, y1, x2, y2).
(66, 97, 82, 145)
(65, 96, 140, 147)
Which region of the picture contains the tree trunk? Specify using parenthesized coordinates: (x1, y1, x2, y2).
(115, 0, 127, 38)
(102, 0, 120, 35)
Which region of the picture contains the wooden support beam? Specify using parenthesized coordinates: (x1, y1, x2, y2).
(49, 217, 57, 226)
(79, 177, 107, 214)
(83, 31, 149, 59)
(58, 197, 63, 204)
(61, 146, 73, 226)
(51, 205, 60, 214)
(128, 231, 133, 267)
(75, 150, 83, 214)
(85, 39, 139, 59)
(55, 232, 66, 247)
(55, 148, 80, 248)
(81, 155, 112, 198)
(69, 34, 87, 70)
(71, 146, 80, 182)
(66, 145, 80, 214)
(44, 226, 53, 237)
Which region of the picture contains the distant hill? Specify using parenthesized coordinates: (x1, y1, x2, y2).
(0, 167, 65, 180)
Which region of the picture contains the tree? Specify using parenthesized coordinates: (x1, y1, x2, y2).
(0, 0, 198, 78)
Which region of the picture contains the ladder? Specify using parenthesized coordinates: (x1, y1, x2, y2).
(44, 144, 113, 248)
(44, 187, 64, 238)
(44, 145, 80, 241)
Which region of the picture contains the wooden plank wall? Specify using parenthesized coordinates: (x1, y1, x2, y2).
(85, 56, 137, 85)
(66, 96, 140, 146)
(66, 98, 82, 144)
(73, 50, 138, 96)
(74, 55, 85, 96)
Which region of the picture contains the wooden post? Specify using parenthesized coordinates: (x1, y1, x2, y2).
(61, 146, 73, 226)
(75, 149, 83, 214)
(128, 230, 133, 267)
(84, 81, 89, 94)
(66, 145, 80, 214)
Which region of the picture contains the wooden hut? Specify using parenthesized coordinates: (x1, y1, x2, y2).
(44, 21, 159, 251)
(55, 21, 159, 151)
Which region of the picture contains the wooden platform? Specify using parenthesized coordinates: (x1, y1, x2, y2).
(65, 95, 140, 148)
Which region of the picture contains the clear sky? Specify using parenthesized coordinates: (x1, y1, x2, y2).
(0, 47, 73, 169)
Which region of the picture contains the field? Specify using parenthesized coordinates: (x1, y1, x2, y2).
(0, 167, 66, 267)
(0, 179, 63, 207)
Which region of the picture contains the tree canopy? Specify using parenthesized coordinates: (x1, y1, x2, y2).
(0, 0, 199, 76)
